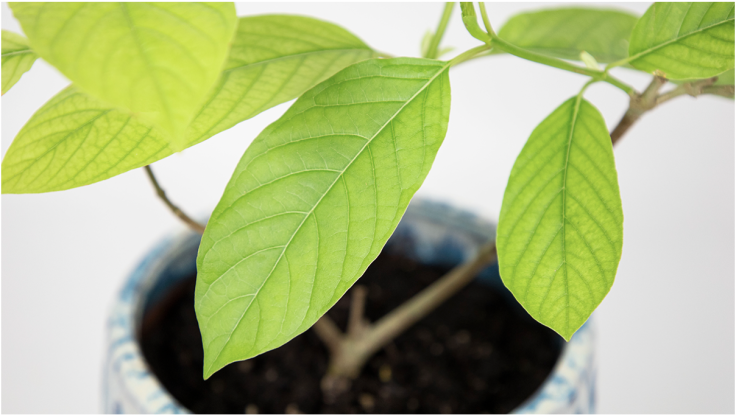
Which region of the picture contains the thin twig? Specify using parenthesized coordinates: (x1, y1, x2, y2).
(347, 285, 369, 337)
(611, 75, 733, 145)
(144, 165, 206, 234)
(313, 316, 343, 353)
(610, 76, 666, 145)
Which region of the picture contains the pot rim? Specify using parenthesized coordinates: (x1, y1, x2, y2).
(103, 198, 595, 414)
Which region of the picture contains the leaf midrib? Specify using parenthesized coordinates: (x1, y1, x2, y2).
(627, 16, 735, 65)
(204, 61, 450, 375)
(559, 96, 584, 336)
(2, 49, 35, 58)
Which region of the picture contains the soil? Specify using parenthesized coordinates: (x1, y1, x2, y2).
(140, 253, 562, 414)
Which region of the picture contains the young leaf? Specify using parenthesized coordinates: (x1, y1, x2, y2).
(580, 51, 600, 70)
(627, 2, 735, 80)
(195, 58, 451, 378)
(2, 30, 38, 95)
(2, 15, 376, 194)
(497, 96, 623, 341)
(495, 8, 638, 63)
(9, 2, 238, 150)
(2, 86, 171, 194)
(184, 14, 377, 145)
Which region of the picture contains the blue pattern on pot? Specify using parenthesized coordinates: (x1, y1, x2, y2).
(103, 198, 596, 413)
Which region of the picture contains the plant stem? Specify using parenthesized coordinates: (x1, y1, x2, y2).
(425, 2, 455, 59)
(478, 2, 494, 36)
(610, 75, 733, 145)
(144, 165, 206, 234)
(489, 35, 635, 95)
(449, 44, 492, 67)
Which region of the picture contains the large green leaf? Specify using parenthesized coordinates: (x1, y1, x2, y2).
(495, 8, 638, 63)
(9, 2, 238, 150)
(195, 58, 451, 378)
(627, 2, 735, 80)
(184, 14, 377, 144)
(2, 86, 171, 193)
(497, 96, 623, 341)
(2, 30, 38, 94)
(2, 15, 375, 194)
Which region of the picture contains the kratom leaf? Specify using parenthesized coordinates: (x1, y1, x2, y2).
(195, 58, 451, 378)
(627, 2, 735, 80)
(184, 14, 377, 144)
(2, 86, 171, 193)
(497, 96, 623, 341)
(2, 15, 375, 194)
(2, 30, 38, 95)
(495, 8, 638, 63)
(9, 2, 238, 150)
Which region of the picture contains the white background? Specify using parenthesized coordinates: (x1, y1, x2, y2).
(2, 2, 734, 413)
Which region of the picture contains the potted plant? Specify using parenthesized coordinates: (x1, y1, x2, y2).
(2, 1, 733, 413)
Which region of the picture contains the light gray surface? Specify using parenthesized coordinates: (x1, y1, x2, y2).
(2, 2, 734, 413)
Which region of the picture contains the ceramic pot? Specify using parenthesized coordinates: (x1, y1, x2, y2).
(102, 199, 596, 413)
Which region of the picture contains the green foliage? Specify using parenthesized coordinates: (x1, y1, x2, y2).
(1, 30, 37, 95)
(195, 58, 451, 378)
(627, 2, 735, 80)
(2, 15, 375, 194)
(2, 87, 170, 194)
(496, 96, 624, 341)
(495, 8, 638, 63)
(185, 15, 377, 145)
(9, 2, 238, 150)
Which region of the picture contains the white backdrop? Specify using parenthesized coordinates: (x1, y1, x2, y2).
(2, 2, 734, 413)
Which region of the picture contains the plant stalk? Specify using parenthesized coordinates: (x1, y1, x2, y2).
(425, 3, 455, 59)
(144, 165, 206, 234)
(489, 35, 635, 94)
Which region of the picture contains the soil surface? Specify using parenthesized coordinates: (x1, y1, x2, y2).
(140, 253, 561, 414)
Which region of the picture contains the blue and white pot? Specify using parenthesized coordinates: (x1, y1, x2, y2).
(103, 199, 596, 413)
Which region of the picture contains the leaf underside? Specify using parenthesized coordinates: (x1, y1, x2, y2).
(9, 2, 238, 149)
(495, 7, 639, 63)
(2, 15, 375, 194)
(497, 97, 623, 341)
(195, 58, 451, 379)
(628, 2, 735, 80)
(2, 30, 38, 94)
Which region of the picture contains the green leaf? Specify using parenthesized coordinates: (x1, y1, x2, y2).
(9, 2, 238, 150)
(195, 58, 451, 378)
(627, 2, 735, 80)
(2, 86, 171, 193)
(495, 7, 638, 63)
(184, 14, 377, 145)
(2, 30, 38, 95)
(2, 15, 375, 194)
(497, 96, 624, 341)
(580, 51, 600, 70)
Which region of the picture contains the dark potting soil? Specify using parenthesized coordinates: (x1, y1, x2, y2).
(140, 253, 562, 414)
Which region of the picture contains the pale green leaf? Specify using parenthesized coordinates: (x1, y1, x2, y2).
(497, 97, 624, 341)
(627, 2, 735, 80)
(195, 58, 451, 378)
(2, 86, 171, 193)
(2, 15, 375, 194)
(184, 14, 377, 144)
(9, 2, 238, 150)
(580, 51, 600, 70)
(495, 8, 638, 63)
(2, 30, 38, 95)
